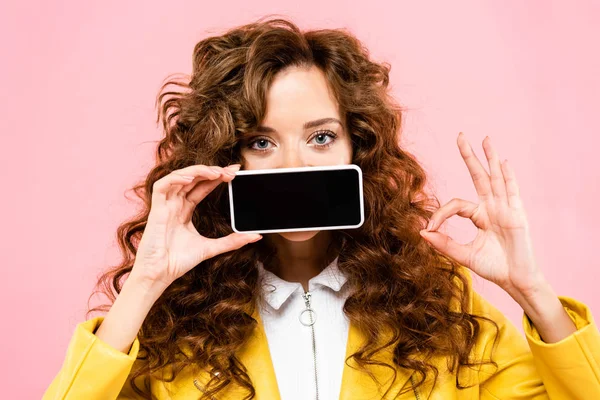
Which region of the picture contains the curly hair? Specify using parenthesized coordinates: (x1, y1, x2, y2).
(87, 15, 499, 400)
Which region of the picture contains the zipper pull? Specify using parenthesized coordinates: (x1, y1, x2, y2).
(299, 290, 317, 326)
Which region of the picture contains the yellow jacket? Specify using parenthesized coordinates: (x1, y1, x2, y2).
(44, 269, 600, 399)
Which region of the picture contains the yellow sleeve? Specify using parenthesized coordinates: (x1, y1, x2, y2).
(522, 295, 600, 399)
(471, 289, 600, 399)
(470, 289, 548, 399)
(42, 316, 145, 400)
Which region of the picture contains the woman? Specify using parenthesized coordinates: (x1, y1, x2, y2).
(43, 16, 600, 400)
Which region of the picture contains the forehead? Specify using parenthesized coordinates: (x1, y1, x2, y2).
(263, 65, 341, 123)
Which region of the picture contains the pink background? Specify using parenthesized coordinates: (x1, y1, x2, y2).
(1, 1, 598, 398)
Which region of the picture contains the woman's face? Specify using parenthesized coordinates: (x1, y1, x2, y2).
(240, 65, 353, 242)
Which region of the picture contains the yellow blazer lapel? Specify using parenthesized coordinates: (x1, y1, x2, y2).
(182, 307, 281, 400)
(339, 322, 416, 400)
(235, 307, 282, 399)
(242, 307, 416, 400)
(189, 307, 415, 399)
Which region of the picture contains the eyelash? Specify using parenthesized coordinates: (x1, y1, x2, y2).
(245, 130, 338, 153)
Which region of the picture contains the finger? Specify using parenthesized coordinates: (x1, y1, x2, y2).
(179, 177, 225, 221)
(153, 166, 220, 207)
(202, 233, 263, 260)
(171, 165, 232, 198)
(177, 164, 233, 178)
(172, 163, 241, 198)
(482, 136, 507, 202)
(419, 230, 471, 267)
(501, 159, 523, 209)
(181, 166, 235, 204)
(457, 132, 492, 199)
(427, 198, 479, 232)
(180, 166, 240, 220)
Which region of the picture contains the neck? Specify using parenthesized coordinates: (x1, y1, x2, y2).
(263, 230, 339, 291)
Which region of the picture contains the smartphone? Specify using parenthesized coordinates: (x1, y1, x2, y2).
(227, 164, 364, 234)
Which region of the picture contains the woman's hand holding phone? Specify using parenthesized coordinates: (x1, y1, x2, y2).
(95, 164, 262, 354)
(130, 163, 263, 291)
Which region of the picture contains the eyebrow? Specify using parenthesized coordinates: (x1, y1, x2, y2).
(255, 118, 343, 133)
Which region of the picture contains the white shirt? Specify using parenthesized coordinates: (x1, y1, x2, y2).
(256, 256, 351, 400)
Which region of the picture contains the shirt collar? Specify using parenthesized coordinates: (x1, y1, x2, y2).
(256, 255, 348, 310)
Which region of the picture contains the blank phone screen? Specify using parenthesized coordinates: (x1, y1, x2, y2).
(229, 167, 363, 232)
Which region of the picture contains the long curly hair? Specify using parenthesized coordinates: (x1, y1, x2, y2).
(87, 15, 499, 399)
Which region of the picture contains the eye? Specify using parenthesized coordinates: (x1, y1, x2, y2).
(244, 130, 339, 153)
(309, 130, 338, 148)
(246, 137, 273, 152)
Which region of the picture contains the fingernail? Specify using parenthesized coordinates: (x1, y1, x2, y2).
(227, 164, 242, 170)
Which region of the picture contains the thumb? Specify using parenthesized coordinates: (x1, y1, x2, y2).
(203, 233, 262, 259)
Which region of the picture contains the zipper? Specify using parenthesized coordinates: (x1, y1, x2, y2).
(300, 290, 319, 400)
(197, 292, 419, 400)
